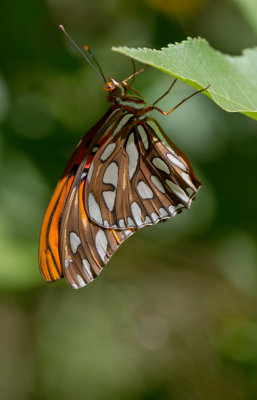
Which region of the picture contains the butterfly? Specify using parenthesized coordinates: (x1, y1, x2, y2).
(39, 26, 208, 289)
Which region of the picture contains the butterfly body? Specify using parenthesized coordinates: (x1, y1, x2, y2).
(39, 75, 201, 289)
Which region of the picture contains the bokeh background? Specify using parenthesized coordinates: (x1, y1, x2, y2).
(0, 0, 257, 399)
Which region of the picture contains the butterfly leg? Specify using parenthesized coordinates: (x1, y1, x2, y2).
(122, 61, 148, 85)
(152, 78, 177, 106)
(151, 84, 210, 115)
(122, 61, 148, 97)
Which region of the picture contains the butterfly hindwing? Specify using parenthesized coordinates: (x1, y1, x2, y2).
(60, 169, 134, 289)
(39, 106, 136, 288)
(84, 117, 201, 230)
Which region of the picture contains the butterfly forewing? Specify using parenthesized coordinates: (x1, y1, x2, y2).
(39, 137, 89, 282)
(84, 117, 201, 230)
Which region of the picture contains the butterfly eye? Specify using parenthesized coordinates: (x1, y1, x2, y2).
(106, 80, 126, 98)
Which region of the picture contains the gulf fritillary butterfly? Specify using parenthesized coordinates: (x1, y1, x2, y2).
(39, 26, 209, 289)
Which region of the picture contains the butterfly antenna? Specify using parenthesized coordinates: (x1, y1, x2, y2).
(59, 25, 106, 83)
(84, 45, 107, 84)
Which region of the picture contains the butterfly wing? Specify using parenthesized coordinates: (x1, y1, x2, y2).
(39, 107, 127, 283)
(59, 167, 134, 289)
(84, 117, 201, 230)
(39, 141, 86, 282)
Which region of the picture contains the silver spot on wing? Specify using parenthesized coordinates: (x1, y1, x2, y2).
(165, 180, 189, 203)
(137, 181, 154, 200)
(151, 176, 166, 194)
(103, 190, 116, 212)
(131, 202, 143, 226)
(152, 157, 170, 174)
(103, 162, 118, 187)
(88, 193, 103, 225)
(100, 143, 116, 162)
(137, 124, 149, 150)
(82, 259, 93, 280)
(95, 229, 108, 262)
(166, 153, 187, 172)
(126, 132, 139, 180)
(70, 232, 81, 254)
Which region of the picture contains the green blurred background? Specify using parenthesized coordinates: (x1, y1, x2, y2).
(0, 0, 257, 399)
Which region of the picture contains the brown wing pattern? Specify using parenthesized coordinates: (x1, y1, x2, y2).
(84, 117, 201, 230)
(60, 170, 134, 289)
(39, 106, 131, 285)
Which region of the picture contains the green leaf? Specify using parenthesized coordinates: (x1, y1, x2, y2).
(113, 38, 257, 121)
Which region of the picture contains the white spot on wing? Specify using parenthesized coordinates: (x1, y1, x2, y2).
(186, 187, 194, 196)
(137, 125, 149, 150)
(71, 282, 78, 289)
(81, 171, 87, 180)
(181, 172, 197, 190)
(77, 274, 86, 287)
(151, 176, 165, 194)
(127, 217, 136, 227)
(100, 143, 116, 161)
(159, 207, 169, 217)
(88, 193, 103, 224)
(70, 232, 81, 254)
(131, 202, 143, 226)
(119, 219, 125, 228)
(103, 162, 118, 187)
(113, 114, 134, 136)
(95, 230, 108, 262)
(126, 132, 138, 180)
(151, 212, 158, 222)
(152, 157, 170, 174)
(82, 259, 93, 280)
(137, 181, 153, 199)
(169, 205, 175, 215)
(88, 162, 94, 183)
(167, 153, 187, 171)
(144, 216, 151, 224)
(103, 190, 116, 211)
(103, 220, 110, 227)
(166, 180, 189, 203)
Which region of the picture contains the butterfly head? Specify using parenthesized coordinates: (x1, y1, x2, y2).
(104, 78, 147, 111)
(105, 78, 126, 99)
